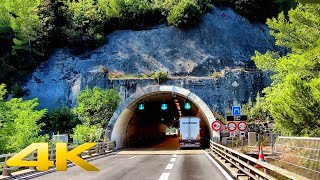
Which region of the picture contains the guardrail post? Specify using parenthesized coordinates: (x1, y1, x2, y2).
(96, 144, 100, 155)
(2, 157, 11, 176)
(49, 149, 54, 161)
(101, 143, 106, 153)
(29, 152, 36, 170)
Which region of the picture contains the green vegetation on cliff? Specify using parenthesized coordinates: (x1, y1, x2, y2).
(212, 0, 297, 22)
(252, 4, 320, 136)
(0, 0, 296, 92)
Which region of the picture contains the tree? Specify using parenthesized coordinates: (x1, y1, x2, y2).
(241, 94, 271, 123)
(266, 5, 320, 54)
(64, 0, 107, 47)
(212, 0, 298, 22)
(5, 0, 41, 57)
(73, 86, 121, 127)
(37, 0, 69, 53)
(0, 84, 48, 154)
(234, 0, 275, 22)
(167, 0, 202, 27)
(39, 107, 81, 135)
(252, 4, 320, 136)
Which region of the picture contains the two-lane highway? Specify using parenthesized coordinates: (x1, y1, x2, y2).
(30, 150, 230, 180)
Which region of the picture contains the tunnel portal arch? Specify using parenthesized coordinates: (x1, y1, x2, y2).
(108, 85, 220, 148)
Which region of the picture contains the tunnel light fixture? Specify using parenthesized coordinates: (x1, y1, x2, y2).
(161, 103, 168, 111)
(184, 102, 191, 110)
(176, 103, 180, 111)
(138, 103, 145, 110)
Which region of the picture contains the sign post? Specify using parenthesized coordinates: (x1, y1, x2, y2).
(238, 121, 248, 151)
(227, 122, 237, 148)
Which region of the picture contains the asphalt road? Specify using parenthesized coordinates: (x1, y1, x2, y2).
(30, 150, 229, 180)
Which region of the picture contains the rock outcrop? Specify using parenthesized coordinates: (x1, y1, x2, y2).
(24, 7, 275, 111)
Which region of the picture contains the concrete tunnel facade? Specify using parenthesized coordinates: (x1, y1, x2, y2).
(107, 85, 220, 148)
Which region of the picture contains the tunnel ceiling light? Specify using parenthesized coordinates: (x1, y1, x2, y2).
(138, 103, 145, 110)
(161, 103, 168, 111)
(176, 103, 181, 111)
(184, 102, 191, 110)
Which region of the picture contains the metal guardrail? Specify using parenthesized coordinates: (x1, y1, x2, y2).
(210, 140, 309, 180)
(0, 142, 116, 178)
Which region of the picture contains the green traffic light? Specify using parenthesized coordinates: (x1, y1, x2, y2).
(184, 102, 191, 110)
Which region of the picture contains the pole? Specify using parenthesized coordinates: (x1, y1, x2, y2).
(241, 136, 244, 151)
(271, 132, 274, 154)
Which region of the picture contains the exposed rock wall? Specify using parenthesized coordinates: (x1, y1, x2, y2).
(23, 7, 275, 112)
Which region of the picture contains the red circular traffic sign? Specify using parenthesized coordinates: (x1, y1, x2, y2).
(212, 120, 223, 131)
(238, 121, 248, 131)
(227, 122, 237, 131)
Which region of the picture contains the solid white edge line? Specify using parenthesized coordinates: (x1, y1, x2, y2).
(159, 172, 170, 180)
(203, 150, 234, 180)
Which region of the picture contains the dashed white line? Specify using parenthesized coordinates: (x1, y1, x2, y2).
(165, 163, 174, 170)
(170, 158, 176, 162)
(172, 154, 177, 157)
(159, 172, 170, 180)
(128, 156, 136, 160)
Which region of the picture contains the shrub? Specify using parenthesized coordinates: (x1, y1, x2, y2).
(167, 0, 202, 27)
(152, 71, 168, 84)
(73, 86, 121, 127)
(211, 72, 223, 79)
(71, 123, 103, 144)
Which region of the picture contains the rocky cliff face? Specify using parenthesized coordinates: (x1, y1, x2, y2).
(24, 7, 276, 110)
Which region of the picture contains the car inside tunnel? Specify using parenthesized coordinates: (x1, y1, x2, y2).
(122, 93, 211, 149)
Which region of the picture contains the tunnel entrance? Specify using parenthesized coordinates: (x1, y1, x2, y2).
(124, 93, 210, 148)
(108, 86, 220, 149)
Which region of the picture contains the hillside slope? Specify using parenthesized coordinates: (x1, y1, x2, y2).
(24, 7, 276, 109)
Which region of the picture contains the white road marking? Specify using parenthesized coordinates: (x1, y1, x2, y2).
(128, 156, 136, 160)
(203, 150, 234, 180)
(165, 163, 174, 170)
(159, 172, 170, 180)
(170, 158, 176, 162)
(172, 154, 177, 157)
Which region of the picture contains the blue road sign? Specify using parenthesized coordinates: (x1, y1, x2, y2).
(232, 106, 241, 116)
